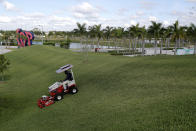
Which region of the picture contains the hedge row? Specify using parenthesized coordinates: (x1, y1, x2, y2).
(163, 47, 184, 50)
(43, 39, 71, 48)
(43, 42, 55, 46)
(108, 50, 142, 55)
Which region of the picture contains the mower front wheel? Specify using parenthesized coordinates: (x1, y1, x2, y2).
(55, 94, 64, 101)
(70, 87, 78, 94)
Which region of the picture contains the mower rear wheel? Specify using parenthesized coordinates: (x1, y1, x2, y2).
(55, 94, 64, 101)
(70, 87, 78, 94)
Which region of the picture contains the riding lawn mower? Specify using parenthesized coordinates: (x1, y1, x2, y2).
(37, 64, 78, 108)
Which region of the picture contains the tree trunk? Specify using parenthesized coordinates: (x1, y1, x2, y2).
(140, 39, 142, 52)
(129, 39, 131, 51)
(134, 38, 137, 51)
(160, 39, 163, 55)
(142, 39, 145, 56)
(174, 40, 177, 55)
(154, 39, 157, 56)
(97, 37, 100, 49)
(132, 39, 134, 51)
(165, 39, 168, 55)
(165, 39, 167, 49)
(178, 38, 181, 48)
(168, 39, 170, 48)
(194, 43, 196, 55)
(189, 41, 191, 47)
(133, 38, 135, 54)
(182, 39, 184, 47)
(115, 40, 117, 50)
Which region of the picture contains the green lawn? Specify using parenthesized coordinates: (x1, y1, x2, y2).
(0, 45, 196, 131)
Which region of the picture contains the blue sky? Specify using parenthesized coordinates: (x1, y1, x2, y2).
(0, 0, 196, 31)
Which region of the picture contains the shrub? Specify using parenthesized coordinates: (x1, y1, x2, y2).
(43, 42, 55, 46)
(60, 38, 71, 49)
(43, 38, 71, 49)
(0, 55, 10, 80)
(108, 50, 142, 55)
(163, 48, 184, 50)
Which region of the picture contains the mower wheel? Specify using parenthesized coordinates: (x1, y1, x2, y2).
(70, 87, 78, 94)
(55, 94, 64, 101)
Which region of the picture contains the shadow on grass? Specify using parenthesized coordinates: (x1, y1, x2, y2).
(0, 96, 27, 124)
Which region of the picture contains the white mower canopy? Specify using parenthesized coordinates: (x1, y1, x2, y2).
(56, 64, 73, 74)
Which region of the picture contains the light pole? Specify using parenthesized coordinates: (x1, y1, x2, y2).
(38, 25, 44, 44)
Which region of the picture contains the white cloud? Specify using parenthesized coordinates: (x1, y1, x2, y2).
(117, 8, 129, 16)
(0, 12, 77, 31)
(129, 11, 144, 21)
(169, 9, 196, 26)
(73, 2, 97, 14)
(136, 11, 144, 16)
(140, 1, 157, 10)
(73, 12, 84, 18)
(130, 20, 137, 26)
(0, 0, 18, 11)
(186, 0, 196, 2)
(0, 2, 195, 31)
(0, 16, 11, 23)
(163, 20, 170, 26)
(149, 16, 157, 21)
(71, 2, 100, 21)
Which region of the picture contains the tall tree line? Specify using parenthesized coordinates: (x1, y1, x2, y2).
(72, 21, 196, 55)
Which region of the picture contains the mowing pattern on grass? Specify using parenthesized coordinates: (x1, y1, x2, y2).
(0, 45, 196, 131)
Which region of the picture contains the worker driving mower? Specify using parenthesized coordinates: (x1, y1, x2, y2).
(38, 64, 78, 108)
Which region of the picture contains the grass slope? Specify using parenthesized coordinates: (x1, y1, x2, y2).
(0, 45, 196, 131)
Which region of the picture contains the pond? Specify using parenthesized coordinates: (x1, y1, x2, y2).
(32, 41, 117, 49)
(69, 43, 115, 49)
(32, 41, 43, 45)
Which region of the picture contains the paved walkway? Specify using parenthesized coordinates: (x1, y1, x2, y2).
(0, 46, 17, 54)
(0, 48, 12, 54)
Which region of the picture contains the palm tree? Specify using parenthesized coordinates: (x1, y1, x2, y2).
(179, 26, 188, 47)
(74, 23, 87, 37)
(94, 24, 102, 48)
(127, 24, 140, 51)
(103, 26, 113, 48)
(160, 27, 167, 54)
(147, 27, 153, 47)
(170, 20, 181, 55)
(187, 23, 196, 54)
(112, 27, 125, 38)
(138, 26, 147, 56)
(165, 27, 172, 48)
(148, 21, 162, 55)
(88, 26, 96, 38)
(112, 27, 125, 49)
(103, 26, 113, 40)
